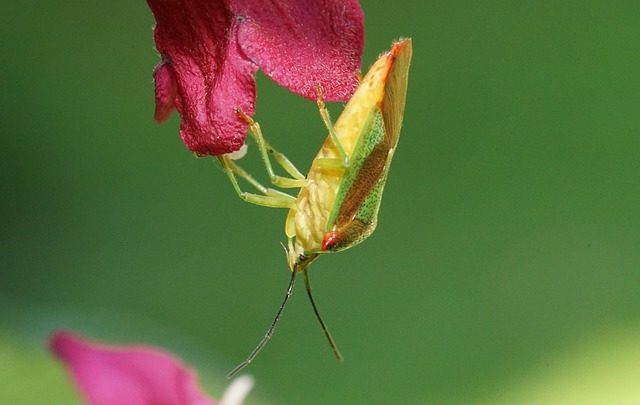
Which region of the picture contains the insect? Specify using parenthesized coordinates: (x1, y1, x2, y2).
(219, 39, 412, 378)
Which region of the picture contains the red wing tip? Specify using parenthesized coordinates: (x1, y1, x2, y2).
(391, 38, 412, 57)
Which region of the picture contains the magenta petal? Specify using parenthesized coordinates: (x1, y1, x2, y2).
(146, 0, 364, 155)
(50, 331, 216, 405)
(233, 0, 364, 102)
(147, 0, 257, 156)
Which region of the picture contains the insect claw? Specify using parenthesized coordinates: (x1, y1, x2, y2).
(234, 107, 254, 125)
(314, 85, 325, 105)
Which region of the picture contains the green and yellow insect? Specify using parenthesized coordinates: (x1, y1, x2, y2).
(219, 39, 412, 377)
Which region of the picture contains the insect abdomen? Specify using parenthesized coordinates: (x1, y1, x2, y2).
(286, 172, 342, 254)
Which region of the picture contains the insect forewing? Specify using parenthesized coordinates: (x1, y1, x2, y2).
(323, 39, 413, 251)
(381, 39, 412, 150)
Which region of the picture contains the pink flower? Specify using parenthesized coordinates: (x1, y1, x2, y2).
(147, 0, 364, 156)
(50, 331, 254, 405)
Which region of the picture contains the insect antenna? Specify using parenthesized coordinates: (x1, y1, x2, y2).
(227, 269, 297, 379)
(303, 268, 344, 361)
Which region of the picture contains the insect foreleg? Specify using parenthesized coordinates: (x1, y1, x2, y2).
(218, 155, 296, 209)
(235, 108, 306, 188)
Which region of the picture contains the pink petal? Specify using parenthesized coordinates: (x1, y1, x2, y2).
(50, 331, 216, 405)
(146, 0, 364, 156)
(147, 0, 258, 156)
(233, 0, 364, 101)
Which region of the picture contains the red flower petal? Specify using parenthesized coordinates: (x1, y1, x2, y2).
(147, 0, 257, 156)
(50, 331, 216, 405)
(146, 0, 364, 156)
(232, 0, 364, 101)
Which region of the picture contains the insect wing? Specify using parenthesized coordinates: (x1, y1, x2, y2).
(323, 39, 412, 252)
(381, 39, 412, 150)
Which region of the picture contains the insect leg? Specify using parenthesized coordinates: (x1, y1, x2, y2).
(315, 86, 349, 166)
(261, 137, 306, 182)
(311, 157, 349, 171)
(235, 108, 306, 188)
(303, 268, 344, 362)
(227, 268, 298, 378)
(218, 155, 296, 209)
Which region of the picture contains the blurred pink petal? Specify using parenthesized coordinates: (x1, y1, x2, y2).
(50, 331, 216, 405)
(146, 0, 364, 156)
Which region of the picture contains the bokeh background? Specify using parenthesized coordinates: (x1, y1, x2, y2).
(2, 1, 640, 404)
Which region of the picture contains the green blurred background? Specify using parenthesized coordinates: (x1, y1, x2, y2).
(2, 1, 640, 404)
